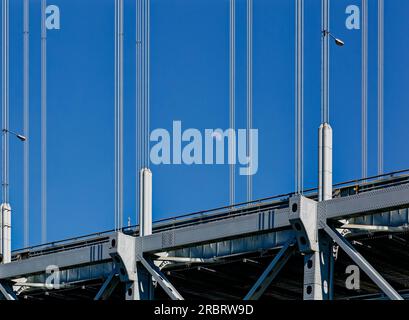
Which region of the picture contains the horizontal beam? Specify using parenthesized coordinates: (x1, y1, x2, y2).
(323, 183, 409, 220)
(139, 208, 290, 253)
(141, 184, 409, 253)
(341, 224, 408, 232)
(0, 241, 113, 280)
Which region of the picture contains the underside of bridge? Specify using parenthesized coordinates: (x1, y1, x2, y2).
(9, 230, 409, 301)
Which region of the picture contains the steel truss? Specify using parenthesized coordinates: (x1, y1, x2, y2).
(1, 180, 409, 300)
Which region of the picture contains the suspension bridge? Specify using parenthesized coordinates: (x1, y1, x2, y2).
(1, 0, 407, 301)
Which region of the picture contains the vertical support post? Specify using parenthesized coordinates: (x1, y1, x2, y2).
(317, 0, 333, 293)
(303, 232, 332, 300)
(290, 196, 331, 300)
(139, 168, 152, 237)
(318, 123, 333, 202)
(134, 167, 153, 300)
(312, 0, 334, 300)
(0, 203, 11, 263)
(316, 30, 334, 298)
(125, 264, 154, 300)
(303, 252, 324, 299)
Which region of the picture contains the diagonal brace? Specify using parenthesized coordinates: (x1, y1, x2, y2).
(244, 239, 296, 300)
(0, 281, 18, 300)
(94, 268, 120, 300)
(138, 255, 184, 300)
(322, 224, 403, 300)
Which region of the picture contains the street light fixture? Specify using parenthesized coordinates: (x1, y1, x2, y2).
(2, 129, 27, 142)
(323, 30, 345, 47)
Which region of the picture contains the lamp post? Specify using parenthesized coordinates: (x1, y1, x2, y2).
(323, 30, 345, 47)
(3, 129, 26, 142)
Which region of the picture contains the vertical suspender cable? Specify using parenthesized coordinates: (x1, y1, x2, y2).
(140, 0, 146, 171)
(114, 0, 124, 230)
(362, 0, 368, 179)
(295, 0, 304, 194)
(119, 0, 123, 228)
(41, 0, 47, 243)
(319, 0, 333, 202)
(136, 0, 150, 222)
(140, 0, 147, 170)
(114, 0, 117, 230)
(300, 0, 304, 193)
(136, 0, 141, 222)
(144, 0, 146, 169)
(2, 0, 9, 205)
(145, 0, 151, 169)
(321, 0, 329, 124)
(229, 0, 235, 206)
(246, 0, 253, 201)
(23, 0, 30, 247)
(378, 0, 384, 175)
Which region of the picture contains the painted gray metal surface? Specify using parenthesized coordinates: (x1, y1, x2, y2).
(322, 183, 409, 220)
(0, 241, 113, 279)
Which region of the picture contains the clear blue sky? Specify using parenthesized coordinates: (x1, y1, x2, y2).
(3, 0, 409, 249)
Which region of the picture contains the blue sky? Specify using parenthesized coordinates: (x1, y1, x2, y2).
(2, 0, 409, 249)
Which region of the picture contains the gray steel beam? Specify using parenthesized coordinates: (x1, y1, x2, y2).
(138, 208, 289, 253)
(244, 239, 295, 300)
(94, 269, 119, 300)
(323, 183, 409, 220)
(0, 242, 112, 280)
(140, 184, 409, 254)
(139, 256, 184, 300)
(322, 224, 403, 300)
